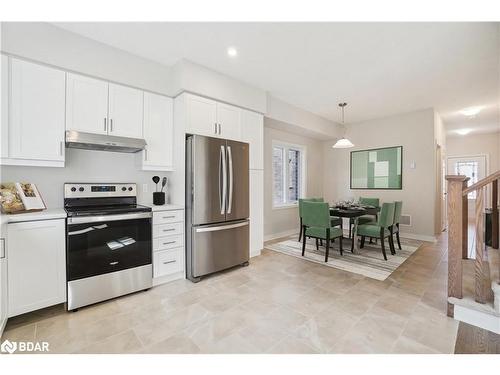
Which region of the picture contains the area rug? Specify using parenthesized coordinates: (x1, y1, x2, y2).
(266, 236, 423, 281)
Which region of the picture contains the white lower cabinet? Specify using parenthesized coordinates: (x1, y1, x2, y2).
(152, 208, 184, 284)
(250, 170, 264, 257)
(7, 219, 66, 317)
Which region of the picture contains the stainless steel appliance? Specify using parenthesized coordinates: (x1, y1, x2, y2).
(64, 183, 152, 310)
(65, 130, 146, 153)
(186, 135, 250, 282)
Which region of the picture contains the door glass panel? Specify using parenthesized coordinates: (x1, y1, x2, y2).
(455, 161, 479, 199)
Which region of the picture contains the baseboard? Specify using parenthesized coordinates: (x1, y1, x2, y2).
(399, 232, 437, 243)
(453, 304, 500, 334)
(152, 271, 184, 287)
(264, 229, 298, 242)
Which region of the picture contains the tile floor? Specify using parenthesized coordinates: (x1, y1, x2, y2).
(1, 232, 458, 354)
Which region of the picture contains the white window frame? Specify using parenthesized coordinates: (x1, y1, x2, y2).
(272, 140, 307, 209)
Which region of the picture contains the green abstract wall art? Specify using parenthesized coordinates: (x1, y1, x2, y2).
(350, 146, 402, 189)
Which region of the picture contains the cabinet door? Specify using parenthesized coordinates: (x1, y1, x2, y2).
(1, 55, 8, 159)
(185, 94, 218, 137)
(0, 239, 7, 334)
(10, 59, 66, 161)
(7, 219, 66, 317)
(249, 170, 264, 257)
(108, 83, 144, 138)
(66, 73, 109, 135)
(142, 92, 174, 170)
(240, 109, 264, 169)
(217, 102, 241, 140)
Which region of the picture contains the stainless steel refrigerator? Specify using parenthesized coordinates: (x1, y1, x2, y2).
(185, 134, 250, 282)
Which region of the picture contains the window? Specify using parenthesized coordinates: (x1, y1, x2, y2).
(272, 142, 305, 207)
(455, 160, 479, 199)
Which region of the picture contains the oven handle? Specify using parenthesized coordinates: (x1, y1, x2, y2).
(67, 212, 152, 225)
(68, 224, 109, 236)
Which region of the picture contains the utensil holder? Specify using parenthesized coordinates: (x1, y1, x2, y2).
(153, 192, 165, 206)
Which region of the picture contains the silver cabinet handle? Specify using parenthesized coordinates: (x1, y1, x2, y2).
(218, 123, 222, 135)
(60, 141, 64, 156)
(227, 145, 233, 214)
(196, 220, 249, 233)
(162, 241, 176, 245)
(163, 260, 176, 265)
(104, 118, 107, 132)
(162, 215, 175, 219)
(162, 228, 175, 232)
(0, 239, 5, 259)
(214, 123, 217, 134)
(110, 119, 113, 132)
(144, 147, 148, 161)
(110, 261, 119, 265)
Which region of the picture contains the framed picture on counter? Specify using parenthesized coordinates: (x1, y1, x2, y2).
(0, 182, 46, 213)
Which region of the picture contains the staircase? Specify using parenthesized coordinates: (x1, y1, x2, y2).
(446, 171, 500, 334)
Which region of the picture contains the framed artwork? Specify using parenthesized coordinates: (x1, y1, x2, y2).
(350, 146, 403, 190)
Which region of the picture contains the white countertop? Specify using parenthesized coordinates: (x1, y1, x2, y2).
(1, 208, 67, 224)
(139, 203, 184, 212)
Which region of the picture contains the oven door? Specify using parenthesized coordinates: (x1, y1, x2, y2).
(66, 212, 152, 281)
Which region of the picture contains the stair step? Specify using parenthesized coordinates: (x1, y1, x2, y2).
(448, 296, 500, 334)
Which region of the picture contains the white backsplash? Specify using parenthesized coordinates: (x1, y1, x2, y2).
(0, 148, 175, 208)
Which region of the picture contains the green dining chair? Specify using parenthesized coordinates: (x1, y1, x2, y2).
(298, 198, 341, 242)
(349, 197, 380, 238)
(357, 202, 395, 260)
(390, 201, 403, 250)
(301, 201, 343, 262)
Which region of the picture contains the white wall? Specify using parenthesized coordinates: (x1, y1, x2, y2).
(447, 132, 500, 175)
(263, 118, 324, 239)
(322, 108, 437, 240)
(0, 149, 172, 208)
(1, 22, 173, 96)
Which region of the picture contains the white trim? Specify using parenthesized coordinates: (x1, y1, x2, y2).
(264, 229, 298, 242)
(271, 140, 307, 209)
(453, 303, 500, 334)
(399, 232, 437, 243)
(250, 249, 262, 258)
(272, 202, 299, 210)
(152, 271, 184, 287)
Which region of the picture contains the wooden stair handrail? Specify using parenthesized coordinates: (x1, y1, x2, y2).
(462, 170, 500, 196)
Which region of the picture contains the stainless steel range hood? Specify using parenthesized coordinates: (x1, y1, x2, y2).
(65, 131, 146, 153)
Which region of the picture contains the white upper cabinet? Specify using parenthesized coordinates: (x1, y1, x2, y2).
(66, 73, 109, 135)
(183, 93, 242, 140)
(139, 92, 174, 171)
(185, 94, 218, 137)
(6, 58, 65, 166)
(108, 83, 144, 138)
(240, 109, 264, 170)
(217, 102, 241, 140)
(1, 55, 8, 159)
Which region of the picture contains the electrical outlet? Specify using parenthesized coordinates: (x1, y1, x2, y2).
(142, 184, 148, 193)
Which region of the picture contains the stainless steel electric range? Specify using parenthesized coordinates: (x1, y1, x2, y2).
(64, 183, 152, 311)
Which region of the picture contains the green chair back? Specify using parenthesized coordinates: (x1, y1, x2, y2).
(302, 201, 330, 228)
(359, 197, 380, 207)
(393, 201, 403, 225)
(377, 202, 395, 228)
(299, 197, 324, 217)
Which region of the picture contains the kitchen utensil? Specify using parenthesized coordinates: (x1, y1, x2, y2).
(152, 176, 160, 192)
(161, 177, 167, 192)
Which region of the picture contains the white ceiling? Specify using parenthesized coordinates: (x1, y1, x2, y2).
(53, 22, 500, 134)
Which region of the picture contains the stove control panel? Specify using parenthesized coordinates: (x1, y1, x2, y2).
(64, 183, 137, 198)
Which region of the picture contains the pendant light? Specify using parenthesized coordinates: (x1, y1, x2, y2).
(332, 102, 354, 148)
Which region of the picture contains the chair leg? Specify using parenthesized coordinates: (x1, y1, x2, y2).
(339, 236, 343, 256)
(380, 229, 387, 261)
(388, 233, 396, 255)
(301, 226, 307, 256)
(316, 238, 319, 251)
(348, 223, 352, 239)
(320, 239, 323, 246)
(325, 237, 330, 262)
(396, 223, 402, 250)
(360, 236, 366, 249)
(298, 218, 303, 242)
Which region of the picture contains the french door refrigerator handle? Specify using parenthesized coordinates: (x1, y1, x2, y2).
(227, 145, 233, 214)
(219, 145, 227, 215)
(195, 220, 249, 233)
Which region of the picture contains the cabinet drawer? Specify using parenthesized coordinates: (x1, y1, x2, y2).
(153, 234, 184, 251)
(153, 210, 184, 224)
(154, 248, 183, 278)
(153, 222, 183, 238)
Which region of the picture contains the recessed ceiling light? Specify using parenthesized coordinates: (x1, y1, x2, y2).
(459, 106, 482, 117)
(227, 47, 238, 57)
(455, 128, 472, 136)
